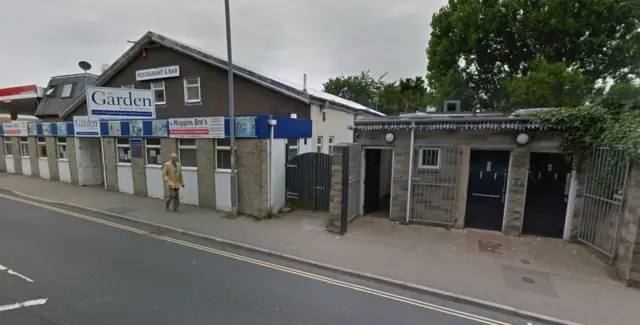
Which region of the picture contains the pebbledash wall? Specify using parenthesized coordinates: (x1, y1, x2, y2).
(0, 116, 311, 217)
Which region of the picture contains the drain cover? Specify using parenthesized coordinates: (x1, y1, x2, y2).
(520, 259, 531, 265)
(478, 240, 503, 255)
(522, 276, 535, 284)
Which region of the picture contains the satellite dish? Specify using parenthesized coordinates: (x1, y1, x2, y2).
(78, 61, 92, 72)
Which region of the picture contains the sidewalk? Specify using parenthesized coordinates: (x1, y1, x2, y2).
(1, 173, 638, 325)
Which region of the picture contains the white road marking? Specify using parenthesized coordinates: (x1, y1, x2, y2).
(0, 263, 35, 282)
(0, 298, 48, 312)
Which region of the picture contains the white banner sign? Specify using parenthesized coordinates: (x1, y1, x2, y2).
(86, 86, 155, 119)
(73, 116, 101, 137)
(135, 65, 180, 81)
(3, 121, 29, 136)
(168, 117, 225, 139)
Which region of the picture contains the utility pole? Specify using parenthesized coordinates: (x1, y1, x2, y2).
(225, 0, 238, 216)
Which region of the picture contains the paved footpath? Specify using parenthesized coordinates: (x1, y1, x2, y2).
(0, 173, 639, 325)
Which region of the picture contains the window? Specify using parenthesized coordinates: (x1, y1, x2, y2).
(184, 77, 201, 103)
(61, 84, 73, 98)
(316, 136, 323, 153)
(419, 148, 440, 169)
(286, 138, 298, 160)
(116, 138, 131, 164)
(4, 138, 12, 156)
(151, 81, 166, 105)
(328, 136, 335, 154)
(45, 87, 55, 96)
(121, 85, 134, 89)
(145, 139, 162, 165)
(178, 139, 197, 167)
(19, 137, 29, 157)
(37, 137, 47, 158)
(215, 139, 232, 170)
(57, 137, 68, 160)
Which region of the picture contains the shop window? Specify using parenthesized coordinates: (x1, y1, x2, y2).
(57, 137, 68, 160)
(215, 139, 232, 170)
(4, 138, 12, 156)
(286, 138, 298, 160)
(178, 139, 197, 167)
(419, 148, 440, 169)
(19, 137, 29, 157)
(37, 137, 47, 158)
(151, 81, 166, 105)
(145, 139, 162, 165)
(116, 138, 131, 164)
(184, 77, 201, 103)
(316, 136, 323, 153)
(328, 136, 335, 155)
(61, 84, 73, 98)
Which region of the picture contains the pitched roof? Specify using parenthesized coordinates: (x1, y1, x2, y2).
(35, 73, 98, 117)
(59, 31, 385, 118)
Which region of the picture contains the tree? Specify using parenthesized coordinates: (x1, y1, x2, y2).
(322, 71, 385, 109)
(597, 81, 640, 110)
(426, 0, 640, 111)
(378, 77, 436, 114)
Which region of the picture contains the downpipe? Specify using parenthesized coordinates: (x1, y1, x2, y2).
(405, 122, 415, 224)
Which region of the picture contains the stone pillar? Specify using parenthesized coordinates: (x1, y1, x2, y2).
(0, 138, 6, 172)
(196, 139, 216, 209)
(67, 137, 79, 185)
(454, 146, 471, 229)
(12, 138, 22, 174)
(160, 138, 176, 198)
(102, 138, 119, 192)
(45, 137, 59, 181)
(329, 144, 346, 217)
(27, 137, 40, 177)
(237, 139, 268, 217)
(131, 138, 147, 197)
(615, 162, 640, 287)
(569, 161, 588, 239)
(390, 132, 411, 222)
(503, 148, 530, 236)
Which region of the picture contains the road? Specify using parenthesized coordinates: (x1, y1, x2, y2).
(0, 192, 543, 325)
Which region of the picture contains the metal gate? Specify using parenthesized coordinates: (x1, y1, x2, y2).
(410, 146, 461, 225)
(578, 148, 630, 257)
(286, 152, 332, 211)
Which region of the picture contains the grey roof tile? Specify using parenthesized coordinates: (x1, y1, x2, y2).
(35, 73, 98, 117)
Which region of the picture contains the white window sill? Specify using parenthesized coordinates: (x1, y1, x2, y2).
(182, 166, 198, 171)
(117, 162, 132, 166)
(155, 103, 167, 107)
(185, 101, 202, 106)
(215, 168, 233, 173)
(5, 155, 13, 158)
(38, 157, 48, 160)
(20, 156, 30, 159)
(58, 158, 69, 162)
(145, 164, 162, 169)
(418, 165, 440, 170)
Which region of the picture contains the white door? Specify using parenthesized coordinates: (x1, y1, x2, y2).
(78, 138, 103, 186)
(89, 139, 103, 184)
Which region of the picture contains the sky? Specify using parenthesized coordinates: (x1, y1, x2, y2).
(1, 0, 447, 90)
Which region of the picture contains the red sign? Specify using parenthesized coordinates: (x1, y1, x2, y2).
(0, 85, 38, 101)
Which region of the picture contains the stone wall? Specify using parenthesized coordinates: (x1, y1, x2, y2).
(27, 137, 39, 177)
(131, 138, 147, 197)
(103, 138, 119, 191)
(503, 148, 529, 235)
(0, 138, 6, 172)
(45, 137, 58, 181)
(237, 139, 268, 217)
(12, 138, 22, 174)
(615, 162, 640, 286)
(329, 145, 346, 217)
(67, 137, 79, 185)
(196, 139, 216, 209)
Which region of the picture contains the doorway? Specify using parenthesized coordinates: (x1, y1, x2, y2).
(465, 150, 510, 231)
(522, 153, 571, 238)
(77, 138, 104, 186)
(362, 148, 393, 217)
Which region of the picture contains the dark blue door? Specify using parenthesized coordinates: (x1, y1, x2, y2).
(465, 150, 510, 231)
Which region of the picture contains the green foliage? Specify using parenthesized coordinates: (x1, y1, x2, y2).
(263, 206, 278, 219)
(322, 71, 384, 108)
(426, 0, 640, 111)
(595, 81, 640, 110)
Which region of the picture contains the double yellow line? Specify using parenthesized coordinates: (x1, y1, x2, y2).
(0, 193, 512, 325)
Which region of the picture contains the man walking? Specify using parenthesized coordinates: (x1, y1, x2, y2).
(162, 153, 184, 212)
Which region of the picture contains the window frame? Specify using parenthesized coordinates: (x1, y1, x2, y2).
(56, 137, 68, 160)
(19, 137, 29, 158)
(316, 136, 323, 153)
(151, 81, 166, 105)
(215, 139, 232, 171)
(61, 84, 73, 98)
(116, 138, 131, 164)
(145, 139, 162, 166)
(37, 137, 47, 159)
(45, 87, 55, 96)
(418, 147, 441, 169)
(178, 139, 198, 168)
(286, 138, 298, 160)
(183, 77, 202, 103)
(4, 138, 13, 157)
(328, 136, 335, 154)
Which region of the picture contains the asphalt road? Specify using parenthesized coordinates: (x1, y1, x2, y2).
(0, 193, 544, 325)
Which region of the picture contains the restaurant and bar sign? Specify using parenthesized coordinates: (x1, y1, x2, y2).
(135, 65, 180, 81)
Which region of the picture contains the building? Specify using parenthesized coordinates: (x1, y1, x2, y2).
(53, 31, 383, 155)
(0, 84, 45, 120)
(34, 73, 99, 120)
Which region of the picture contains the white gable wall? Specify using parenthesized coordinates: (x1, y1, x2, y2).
(310, 103, 355, 154)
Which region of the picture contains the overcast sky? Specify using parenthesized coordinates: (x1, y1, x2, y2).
(2, 0, 446, 90)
